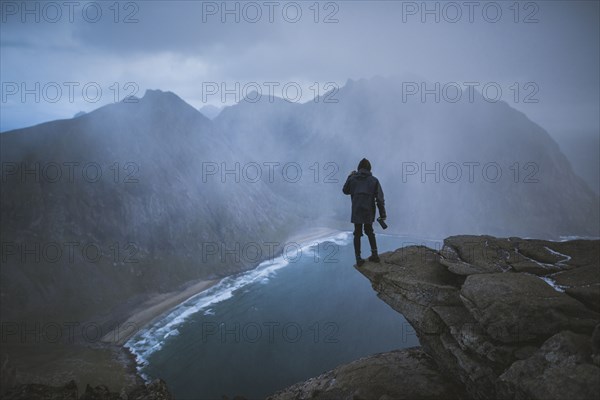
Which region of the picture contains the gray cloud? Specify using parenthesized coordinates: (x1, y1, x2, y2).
(1, 0, 598, 135)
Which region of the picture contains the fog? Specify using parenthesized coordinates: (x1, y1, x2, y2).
(2, 1, 598, 193)
(2, 1, 599, 232)
(1, 3, 599, 396)
(1, 1, 598, 131)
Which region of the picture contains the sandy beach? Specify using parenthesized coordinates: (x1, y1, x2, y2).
(0, 227, 346, 394)
(101, 227, 344, 347)
(285, 226, 345, 247)
(100, 279, 220, 345)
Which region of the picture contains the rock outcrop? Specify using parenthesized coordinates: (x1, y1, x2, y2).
(270, 235, 600, 400)
(2, 378, 172, 400)
(267, 348, 465, 400)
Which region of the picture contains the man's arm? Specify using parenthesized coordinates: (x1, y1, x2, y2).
(375, 179, 386, 219)
(342, 171, 356, 195)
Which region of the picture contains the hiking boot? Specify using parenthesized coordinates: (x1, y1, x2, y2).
(368, 254, 380, 263)
(356, 258, 366, 267)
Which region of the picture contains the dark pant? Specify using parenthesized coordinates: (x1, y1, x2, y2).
(353, 223, 377, 260)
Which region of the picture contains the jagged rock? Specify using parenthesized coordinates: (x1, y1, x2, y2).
(345, 235, 600, 400)
(592, 323, 600, 366)
(80, 383, 122, 399)
(545, 240, 600, 267)
(1, 357, 17, 396)
(439, 236, 585, 276)
(127, 379, 171, 400)
(551, 264, 600, 310)
(266, 348, 465, 400)
(431, 305, 515, 365)
(513, 240, 572, 266)
(2, 378, 171, 400)
(497, 331, 600, 400)
(357, 245, 463, 334)
(2, 380, 78, 400)
(460, 272, 599, 343)
(440, 236, 513, 275)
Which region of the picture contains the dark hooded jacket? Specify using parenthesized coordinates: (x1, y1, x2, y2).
(342, 168, 386, 224)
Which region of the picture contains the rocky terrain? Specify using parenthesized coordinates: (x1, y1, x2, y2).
(2, 78, 598, 337)
(2, 78, 599, 398)
(1, 378, 172, 400)
(0, 89, 305, 399)
(267, 348, 465, 400)
(269, 235, 600, 400)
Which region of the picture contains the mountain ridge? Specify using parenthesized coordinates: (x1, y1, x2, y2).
(1, 74, 597, 350)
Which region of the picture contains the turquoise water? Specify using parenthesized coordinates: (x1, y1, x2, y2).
(126, 232, 442, 399)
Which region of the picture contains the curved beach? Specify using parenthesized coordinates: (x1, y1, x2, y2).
(101, 227, 343, 347)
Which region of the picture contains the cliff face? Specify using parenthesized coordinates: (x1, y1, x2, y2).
(3, 79, 599, 325)
(2, 378, 172, 400)
(270, 236, 600, 400)
(0, 90, 303, 323)
(217, 76, 600, 238)
(267, 348, 465, 400)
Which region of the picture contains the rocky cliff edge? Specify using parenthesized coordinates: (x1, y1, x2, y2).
(269, 235, 600, 400)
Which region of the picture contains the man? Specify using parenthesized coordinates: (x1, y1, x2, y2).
(342, 158, 386, 267)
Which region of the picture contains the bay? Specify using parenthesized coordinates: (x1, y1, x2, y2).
(127, 232, 441, 399)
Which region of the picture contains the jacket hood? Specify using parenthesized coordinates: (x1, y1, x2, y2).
(357, 168, 372, 176)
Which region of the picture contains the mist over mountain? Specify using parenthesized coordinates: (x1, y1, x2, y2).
(552, 130, 600, 195)
(0, 90, 306, 323)
(216, 76, 600, 238)
(1, 77, 598, 326)
(198, 104, 223, 120)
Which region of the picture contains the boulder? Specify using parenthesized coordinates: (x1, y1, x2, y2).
(460, 272, 599, 343)
(267, 348, 465, 400)
(271, 236, 600, 400)
(498, 331, 600, 400)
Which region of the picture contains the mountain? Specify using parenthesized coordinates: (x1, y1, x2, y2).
(0, 90, 304, 323)
(216, 76, 600, 238)
(2, 76, 598, 326)
(2, 378, 172, 400)
(2, 77, 598, 397)
(198, 104, 223, 120)
(552, 130, 600, 195)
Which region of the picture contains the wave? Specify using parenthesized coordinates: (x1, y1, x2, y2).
(558, 235, 600, 241)
(125, 231, 351, 374)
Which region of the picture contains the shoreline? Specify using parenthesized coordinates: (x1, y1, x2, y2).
(100, 278, 220, 346)
(102, 226, 344, 349)
(285, 226, 346, 248)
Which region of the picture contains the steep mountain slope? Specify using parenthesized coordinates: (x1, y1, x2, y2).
(0, 90, 302, 323)
(2, 76, 598, 325)
(216, 76, 600, 238)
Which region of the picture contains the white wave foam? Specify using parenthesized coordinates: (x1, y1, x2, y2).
(558, 235, 600, 241)
(125, 231, 350, 371)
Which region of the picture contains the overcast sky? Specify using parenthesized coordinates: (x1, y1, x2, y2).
(1, 0, 598, 136)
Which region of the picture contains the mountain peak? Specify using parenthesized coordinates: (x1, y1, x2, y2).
(121, 89, 193, 107)
(241, 90, 293, 105)
(140, 89, 185, 104)
(119, 89, 209, 122)
(199, 104, 223, 119)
